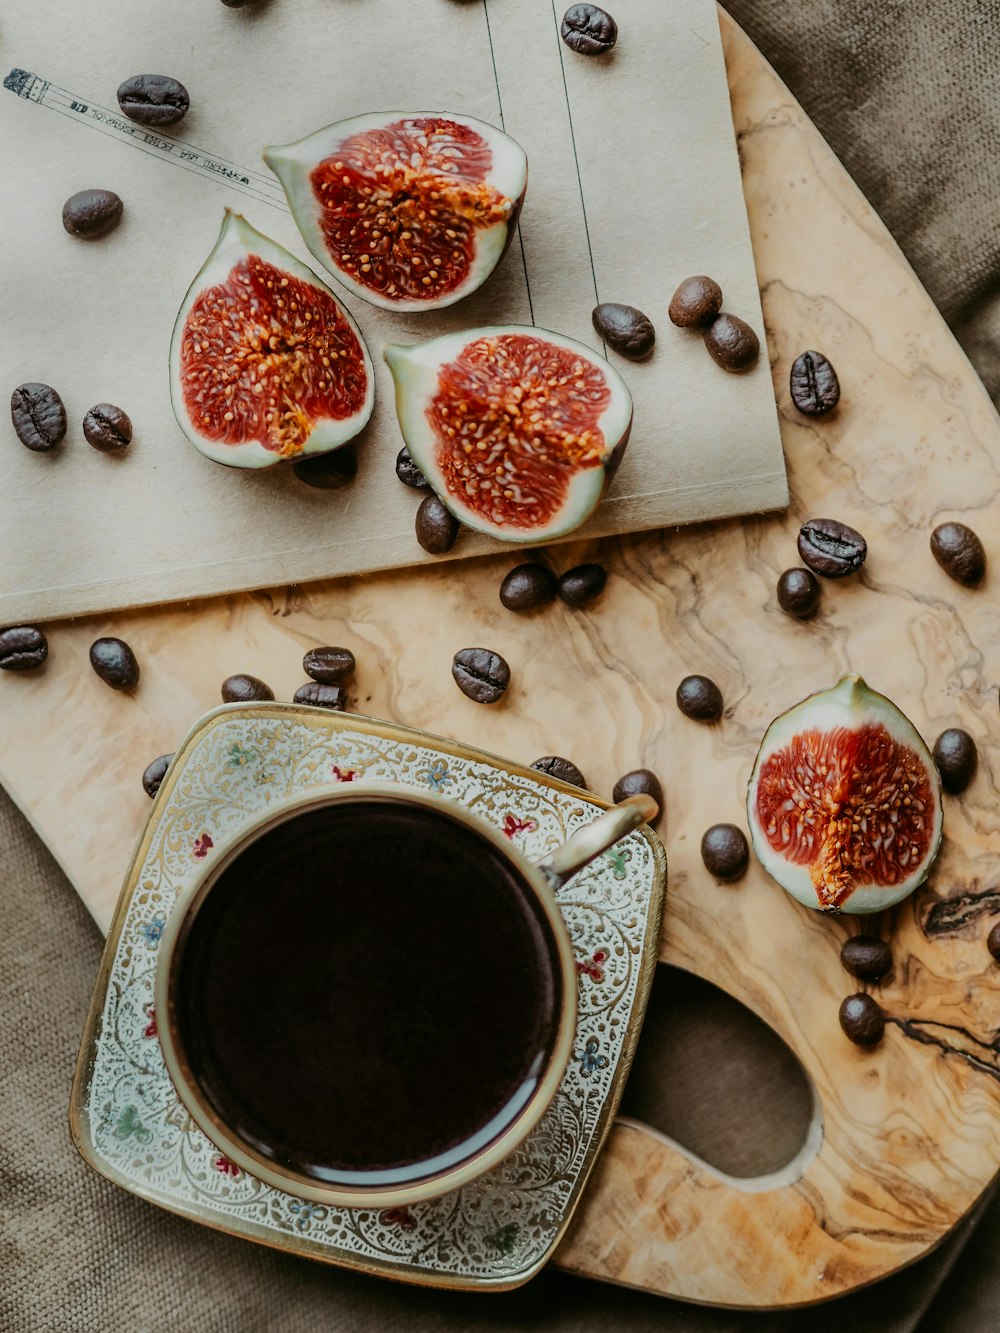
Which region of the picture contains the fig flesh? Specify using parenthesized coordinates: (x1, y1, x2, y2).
(169, 211, 374, 468)
(384, 326, 632, 542)
(747, 675, 942, 914)
(264, 112, 527, 312)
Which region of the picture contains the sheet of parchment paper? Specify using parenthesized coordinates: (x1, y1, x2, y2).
(0, 0, 787, 623)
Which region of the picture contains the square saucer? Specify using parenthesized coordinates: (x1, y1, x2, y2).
(71, 704, 666, 1291)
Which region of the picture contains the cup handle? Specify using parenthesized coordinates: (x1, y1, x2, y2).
(535, 794, 658, 891)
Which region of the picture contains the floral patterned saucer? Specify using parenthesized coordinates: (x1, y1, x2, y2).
(71, 704, 666, 1291)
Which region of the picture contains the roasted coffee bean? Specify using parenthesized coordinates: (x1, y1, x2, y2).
(988, 921, 1000, 962)
(531, 755, 588, 789)
(142, 753, 174, 798)
(500, 563, 557, 612)
(700, 823, 749, 881)
(789, 350, 840, 415)
(703, 313, 760, 372)
(10, 383, 67, 452)
(89, 637, 140, 690)
(452, 647, 510, 705)
(0, 625, 48, 672)
(221, 0, 257, 6)
(933, 728, 977, 795)
(797, 517, 867, 578)
(303, 646, 356, 684)
(612, 768, 663, 818)
(930, 521, 986, 587)
(668, 275, 723, 328)
(221, 673, 274, 703)
(293, 681, 348, 711)
(83, 403, 132, 453)
(62, 188, 123, 240)
(415, 494, 459, 554)
(839, 993, 884, 1047)
(557, 563, 607, 608)
(560, 4, 618, 55)
(116, 74, 190, 127)
(676, 674, 724, 723)
(293, 446, 357, 490)
(840, 935, 893, 981)
(777, 567, 821, 619)
(591, 303, 655, 360)
(395, 445, 431, 490)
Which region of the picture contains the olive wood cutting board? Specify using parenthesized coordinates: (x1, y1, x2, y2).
(4, 6, 1000, 1310)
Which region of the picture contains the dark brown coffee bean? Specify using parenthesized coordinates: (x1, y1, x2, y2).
(839, 993, 884, 1047)
(789, 350, 840, 415)
(499, 563, 557, 612)
(700, 824, 749, 881)
(303, 646, 356, 684)
(292, 446, 357, 490)
(840, 935, 893, 981)
(933, 728, 977, 794)
(452, 647, 510, 705)
(293, 681, 348, 711)
(221, 0, 257, 6)
(591, 303, 655, 360)
(703, 314, 760, 372)
(62, 189, 123, 240)
(676, 674, 724, 722)
(557, 563, 607, 608)
(142, 753, 174, 798)
(117, 74, 190, 127)
(612, 768, 663, 819)
(930, 522, 986, 587)
(531, 755, 588, 789)
(395, 445, 430, 490)
(560, 4, 618, 55)
(0, 625, 48, 672)
(415, 494, 459, 554)
(668, 275, 723, 327)
(83, 403, 132, 452)
(10, 383, 67, 452)
(777, 567, 821, 619)
(89, 637, 139, 690)
(221, 673, 274, 703)
(797, 518, 867, 578)
(988, 921, 1000, 961)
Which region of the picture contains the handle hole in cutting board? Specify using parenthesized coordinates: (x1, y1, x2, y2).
(618, 966, 820, 1185)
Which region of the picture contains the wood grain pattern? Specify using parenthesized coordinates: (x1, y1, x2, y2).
(3, 7, 1000, 1309)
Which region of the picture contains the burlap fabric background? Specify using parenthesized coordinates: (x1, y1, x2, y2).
(4, 2, 1000, 1328)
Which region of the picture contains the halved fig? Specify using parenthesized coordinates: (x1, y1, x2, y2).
(264, 112, 527, 311)
(747, 676, 943, 914)
(169, 211, 374, 468)
(384, 326, 633, 542)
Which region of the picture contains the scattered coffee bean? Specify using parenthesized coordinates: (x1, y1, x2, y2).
(303, 646, 356, 684)
(500, 562, 557, 612)
(777, 567, 821, 619)
(591, 303, 655, 360)
(840, 935, 893, 981)
(612, 768, 663, 819)
(221, 0, 257, 6)
(10, 383, 67, 452)
(83, 403, 132, 453)
(293, 681, 348, 710)
(839, 993, 885, 1047)
(789, 350, 840, 415)
(116, 74, 190, 127)
(142, 753, 174, 798)
(700, 823, 749, 881)
(531, 755, 588, 789)
(988, 921, 1000, 962)
(930, 522, 986, 587)
(62, 189, 123, 240)
(558, 563, 607, 608)
(415, 494, 459, 554)
(703, 314, 760, 372)
(293, 446, 357, 490)
(560, 3, 618, 55)
(0, 625, 48, 672)
(797, 517, 867, 578)
(221, 673, 274, 703)
(395, 445, 431, 490)
(676, 674, 724, 723)
(933, 728, 977, 794)
(452, 647, 510, 705)
(89, 637, 140, 691)
(668, 275, 723, 328)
